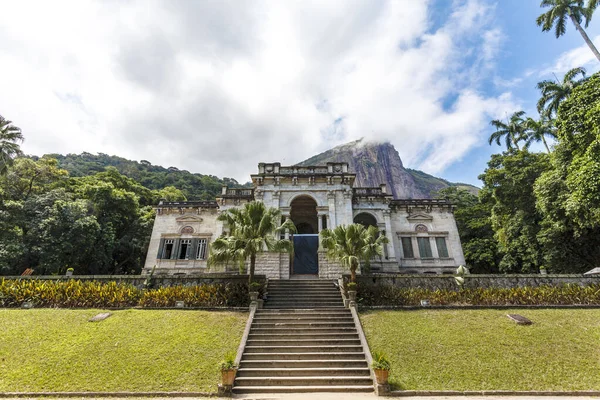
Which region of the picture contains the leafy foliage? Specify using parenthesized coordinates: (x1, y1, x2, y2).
(0, 279, 250, 308)
(208, 201, 295, 283)
(0, 115, 23, 176)
(357, 283, 600, 306)
(48, 152, 248, 200)
(479, 150, 550, 273)
(320, 224, 388, 282)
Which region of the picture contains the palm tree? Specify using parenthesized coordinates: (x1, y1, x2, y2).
(536, 67, 588, 116)
(320, 224, 388, 282)
(207, 201, 295, 283)
(489, 111, 527, 150)
(524, 115, 557, 153)
(0, 115, 24, 175)
(537, 0, 600, 62)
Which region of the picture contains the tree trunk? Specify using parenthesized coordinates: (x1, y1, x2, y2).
(249, 253, 256, 283)
(510, 133, 521, 150)
(541, 135, 550, 153)
(569, 13, 600, 62)
(350, 260, 357, 282)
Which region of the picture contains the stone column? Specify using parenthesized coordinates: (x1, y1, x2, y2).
(284, 215, 291, 240)
(327, 191, 336, 228)
(383, 210, 396, 261)
(317, 213, 323, 232)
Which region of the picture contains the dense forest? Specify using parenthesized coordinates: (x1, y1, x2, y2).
(45, 153, 249, 201)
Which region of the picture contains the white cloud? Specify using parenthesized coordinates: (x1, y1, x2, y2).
(540, 35, 600, 77)
(0, 0, 515, 183)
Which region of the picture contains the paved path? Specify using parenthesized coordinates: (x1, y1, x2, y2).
(7, 396, 599, 400)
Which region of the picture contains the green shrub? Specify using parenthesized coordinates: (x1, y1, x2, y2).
(0, 279, 249, 308)
(357, 283, 600, 307)
(371, 351, 391, 370)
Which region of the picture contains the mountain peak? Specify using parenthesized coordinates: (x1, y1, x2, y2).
(297, 140, 476, 198)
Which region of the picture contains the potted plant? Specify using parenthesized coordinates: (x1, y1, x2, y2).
(539, 266, 548, 275)
(248, 282, 262, 302)
(347, 282, 357, 302)
(65, 268, 74, 277)
(219, 353, 238, 386)
(371, 351, 391, 384)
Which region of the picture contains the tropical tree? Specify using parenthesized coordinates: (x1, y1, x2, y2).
(489, 111, 527, 150)
(536, 67, 588, 116)
(208, 201, 295, 283)
(320, 223, 388, 282)
(536, 0, 600, 62)
(524, 115, 557, 153)
(0, 115, 24, 176)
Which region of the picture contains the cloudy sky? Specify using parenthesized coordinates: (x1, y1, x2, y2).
(1, 0, 599, 185)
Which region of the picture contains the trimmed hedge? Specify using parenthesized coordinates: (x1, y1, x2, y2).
(358, 283, 600, 306)
(0, 278, 249, 308)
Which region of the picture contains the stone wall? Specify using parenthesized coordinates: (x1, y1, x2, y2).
(353, 274, 600, 291)
(3, 274, 265, 289)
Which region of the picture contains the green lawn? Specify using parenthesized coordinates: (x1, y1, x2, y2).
(360, 309, 600, 391)
(0, 309, 247, 393)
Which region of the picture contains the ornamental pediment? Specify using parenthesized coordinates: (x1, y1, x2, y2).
(407, 212, 433, 221)
(175, 215, 203, 223)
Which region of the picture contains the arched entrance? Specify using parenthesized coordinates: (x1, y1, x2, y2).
(290, 196, 319, 275)
(353, 212, 377, 228)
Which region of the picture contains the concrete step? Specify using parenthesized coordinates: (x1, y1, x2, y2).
(250, 327, 358, 334)
(234, 376, 374, 386)
(239, 360, 369, 369)
(244, 345, 364, 353)
(241, 352, 366, 360)
(267, 294, 342, 299)
(236, 367, 371, 377)
(265, 303, 344, 308)
(253, 316, 353, 323)
(248, 333, 359, 340)
(254, 311, 351, 318)
(257, 308, 349, 313)
(252, 320, 354, 328)
(232, 385, 374, 393)
(247, 338, 361, 346)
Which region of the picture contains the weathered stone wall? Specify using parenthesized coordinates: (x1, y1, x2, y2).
(144, 206, 220, 272)
(3, 274, 265, 289)
(353, 274, 600, 290)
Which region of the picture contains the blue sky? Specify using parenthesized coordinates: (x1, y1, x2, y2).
(442, 0, 600, 185)
(0, 0, 599, 187)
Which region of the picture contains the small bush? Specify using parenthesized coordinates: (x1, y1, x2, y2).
(358, 283, 600, 307)
(0, 279, 249, 308)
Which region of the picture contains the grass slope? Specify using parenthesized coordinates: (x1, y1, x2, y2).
(361, 309, 600, 391)
(0, 309, 247, 393)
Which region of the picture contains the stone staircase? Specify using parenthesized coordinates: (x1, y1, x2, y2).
(232, 279, 373, 394)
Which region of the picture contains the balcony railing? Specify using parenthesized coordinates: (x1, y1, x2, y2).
(353, 187, 387, 197)
(222, 188, 255, 198)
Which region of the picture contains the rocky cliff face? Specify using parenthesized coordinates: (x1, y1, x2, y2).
(297, 139, 477, 199)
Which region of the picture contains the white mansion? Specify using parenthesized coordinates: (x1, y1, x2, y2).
(143, 162, 465, 278)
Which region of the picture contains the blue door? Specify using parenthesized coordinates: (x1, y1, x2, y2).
(292, 234, 319, 275)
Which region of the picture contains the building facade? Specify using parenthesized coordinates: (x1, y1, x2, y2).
(143, 162, 465, 277)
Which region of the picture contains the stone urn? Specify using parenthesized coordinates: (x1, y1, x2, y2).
(249, 291, 259, 302)
(347, 290, 357, 302)
(221, 369, 236, 386)
(374, 368, 389, 384)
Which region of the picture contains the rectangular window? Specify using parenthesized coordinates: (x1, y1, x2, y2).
(417, 237, 433, 258)
(178, 239, 192, 260)
(401, 237, 414, 258)
(163, 239, 175, 259)
(436, 237, 449, 258)
(197, 239, 207, 260)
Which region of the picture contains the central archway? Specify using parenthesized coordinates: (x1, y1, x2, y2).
(290, 195, 319, 275)
(290, 196, 318, 234)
